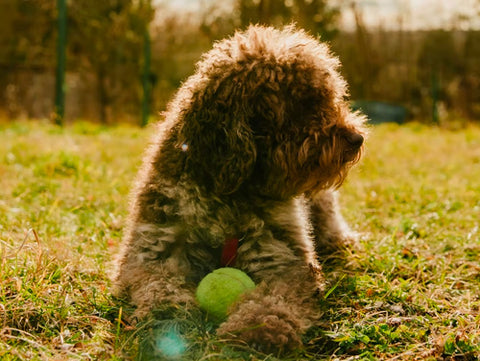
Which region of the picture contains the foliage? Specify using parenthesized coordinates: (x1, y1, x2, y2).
(237, 0, 339, 39)
(1, 1, 480, 123)
(332, 28, 480, 121)
(1, 121, 480, 360)
(0, 0, 56, 68)
(0, 0, 153, 123)
(0, 0, 56, 119)
(68, 0, 154, 123)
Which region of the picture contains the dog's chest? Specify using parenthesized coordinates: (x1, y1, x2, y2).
(181, 195, 313, 254)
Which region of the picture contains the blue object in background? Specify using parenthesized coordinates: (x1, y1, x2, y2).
(352, 101, 407, 124)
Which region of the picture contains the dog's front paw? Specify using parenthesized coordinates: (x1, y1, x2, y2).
(315, 229, 363, 255)
(217, 301, 303, 352)
(337, 230, 361, 247)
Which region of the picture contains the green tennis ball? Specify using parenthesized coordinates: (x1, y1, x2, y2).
(196, 267, 255, 321)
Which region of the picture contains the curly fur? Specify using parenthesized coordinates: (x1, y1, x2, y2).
(112, 24, 367, 352)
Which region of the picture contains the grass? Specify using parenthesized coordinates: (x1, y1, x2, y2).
(1, 120, 479, 360)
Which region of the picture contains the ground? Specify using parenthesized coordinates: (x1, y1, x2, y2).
(1, 120, 479, 360)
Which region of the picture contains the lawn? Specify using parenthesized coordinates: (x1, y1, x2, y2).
(1, 120, 479, 360)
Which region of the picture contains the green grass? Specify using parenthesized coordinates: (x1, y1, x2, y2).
(1, 120, 479, 360)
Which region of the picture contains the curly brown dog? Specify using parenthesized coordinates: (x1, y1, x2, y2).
(112, 24, 366, 352)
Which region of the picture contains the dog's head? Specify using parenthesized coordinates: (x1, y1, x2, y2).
(177, 25, 366, 198)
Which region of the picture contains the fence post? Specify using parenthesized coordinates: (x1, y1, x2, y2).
(54, 0, 67, 126)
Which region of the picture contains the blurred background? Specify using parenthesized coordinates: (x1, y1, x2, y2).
(1, 0, 479, 125)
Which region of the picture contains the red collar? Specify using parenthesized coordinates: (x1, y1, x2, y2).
(220, 238, 239, 267)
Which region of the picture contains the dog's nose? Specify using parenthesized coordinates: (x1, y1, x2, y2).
(346, 132, 364, 148)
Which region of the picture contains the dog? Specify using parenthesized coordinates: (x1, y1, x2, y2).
(112, 24, 366, 352)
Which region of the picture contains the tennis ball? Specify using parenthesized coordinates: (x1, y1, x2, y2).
(196, 267, 255, 321)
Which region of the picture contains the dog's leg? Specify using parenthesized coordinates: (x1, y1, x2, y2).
(217, 266, 322, 352)
(112, 223, 197, 321)
(307, 189, 358, 255)
(217, 232, 323, 352)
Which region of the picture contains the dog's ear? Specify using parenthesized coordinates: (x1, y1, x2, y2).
(178, 82, 257, 195)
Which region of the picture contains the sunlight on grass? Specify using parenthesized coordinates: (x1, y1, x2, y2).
(1, 121, 479, 360)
